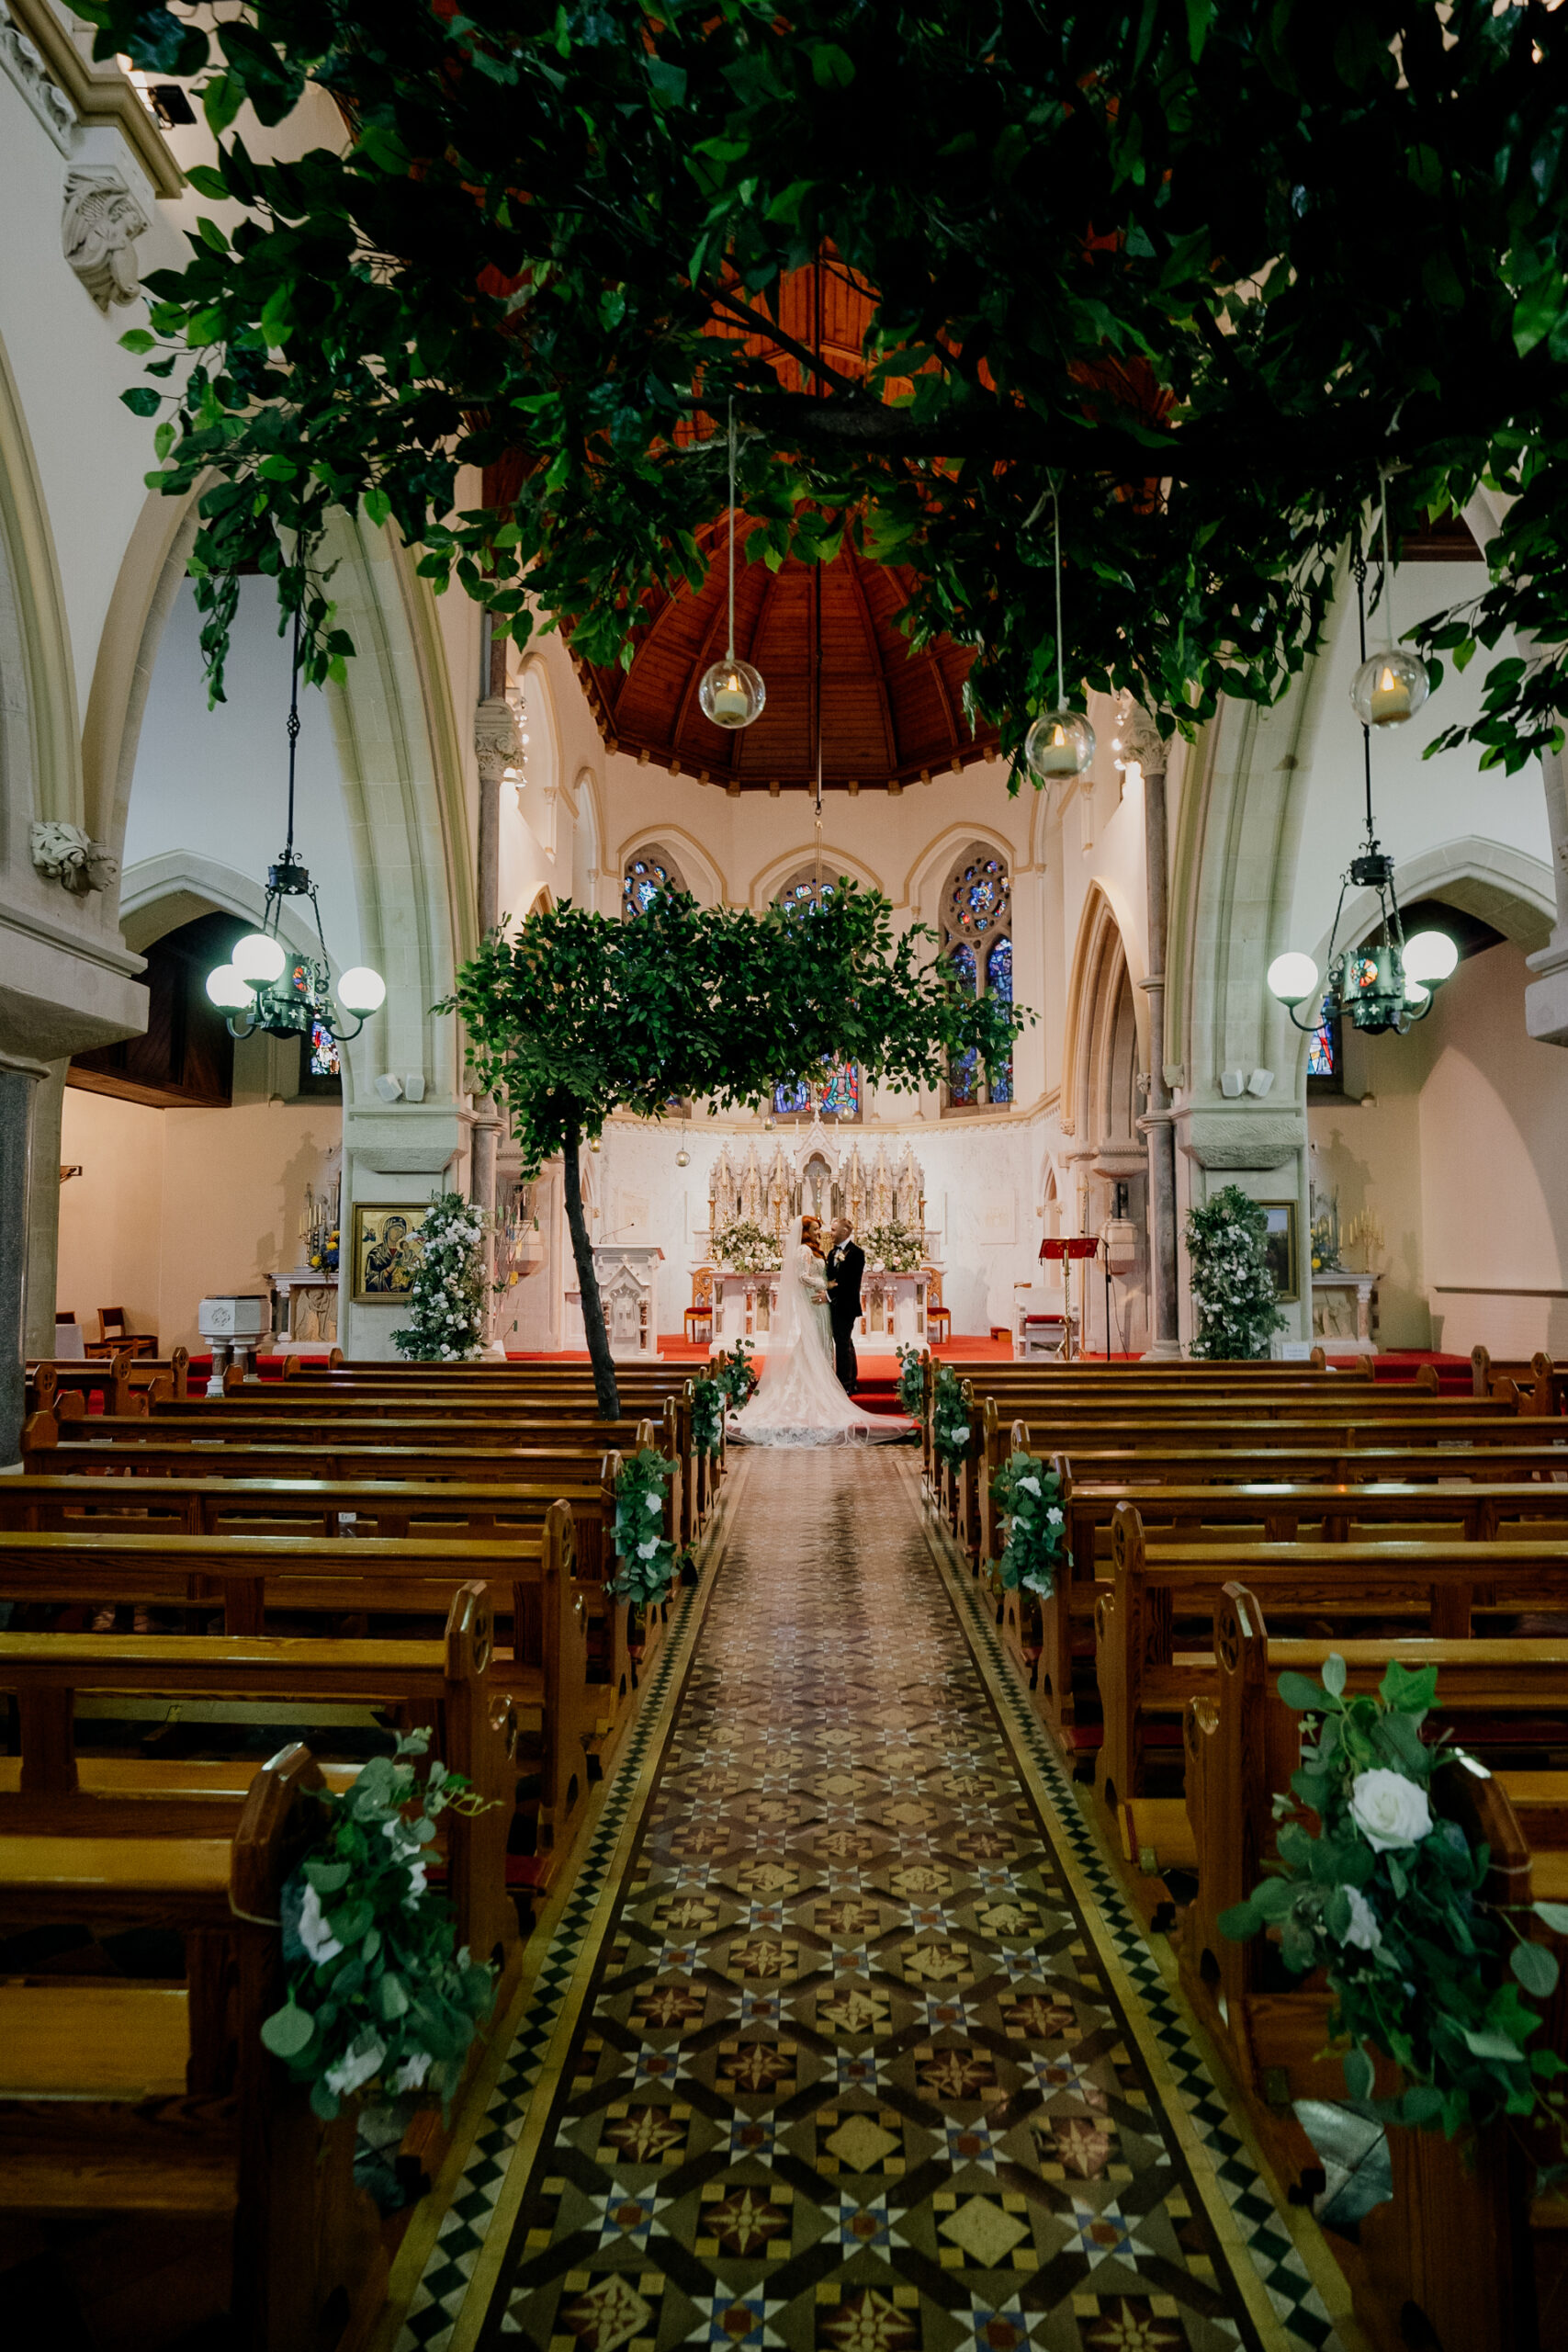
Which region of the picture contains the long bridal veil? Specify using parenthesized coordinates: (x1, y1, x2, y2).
(730, 1214, 908, 1447)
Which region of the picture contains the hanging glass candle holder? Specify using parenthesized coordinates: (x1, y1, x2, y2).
(1350, 646, 1428, 729)
(1025, 708, 1096, 782)
(698, 656, 766, 729)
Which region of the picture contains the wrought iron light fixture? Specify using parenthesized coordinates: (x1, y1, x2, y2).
(1268, 568, 1456, 1040)
(206, 614, 385, 1041)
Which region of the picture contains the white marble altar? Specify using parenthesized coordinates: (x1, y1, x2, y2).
(1311, 1269, 1382, 1355)
(709, 1264, 936, 1352)
(566, 1243, 664, 1361)
(267, 1265, 339, 1349)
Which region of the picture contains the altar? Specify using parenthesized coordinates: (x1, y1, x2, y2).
(565, 1243, 664, 1361)
(710, 1265, 935, 1353)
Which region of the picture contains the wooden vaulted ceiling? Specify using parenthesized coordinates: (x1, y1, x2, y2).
(568, 255, 1001, 792)
(572, 523, 1000, 794)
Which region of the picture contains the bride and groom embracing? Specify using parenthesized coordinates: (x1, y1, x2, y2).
(729, 1212, 914, 1447)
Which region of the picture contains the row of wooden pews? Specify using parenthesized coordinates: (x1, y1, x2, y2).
(2, 1352, 726, 2350)
(918, 1349, 1568, 2352)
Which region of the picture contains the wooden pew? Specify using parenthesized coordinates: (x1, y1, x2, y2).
(1095, 1507, 1568, 1806)
(1178, 1589, 1568, 2352)
(0, 1742, 387, 2352)
(27, 1348, 192, 1419)
(0, 1582, 515, 1961)
(1010, 1471, 1568, 1746)
(1472, 1343, 1566, 1417)
(0, 1512, 598, 1858)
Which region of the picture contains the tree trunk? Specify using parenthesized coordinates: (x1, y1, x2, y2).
(562, 1117, 621, 1420)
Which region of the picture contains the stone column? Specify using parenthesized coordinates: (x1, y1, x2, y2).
(1524, 735, 1568, 1045)
(471, 650, 519, 1341)
(23, 1060, 68, 1359)
(0, 1056, 49, 1466)
(1124, 706, 1182, 1359)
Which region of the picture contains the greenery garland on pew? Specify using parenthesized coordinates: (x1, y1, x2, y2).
(931, 1363, 972, 1478)
(612, 1447, 678, 1605)
(1220, 1659, 1568, 2143)
(260, 1729, 497, 2123)
(712, 1338, 760, 1414)
(390, 1191, 490, 1363)
(690, 1374, 725, 1460)
(989, 1453, 1068, 1600)
(1185, 1184, 1286, 1362)
(894, 1345, 926, 1420)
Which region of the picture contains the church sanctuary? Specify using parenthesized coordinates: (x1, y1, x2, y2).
(7, 6, 1568, 2349)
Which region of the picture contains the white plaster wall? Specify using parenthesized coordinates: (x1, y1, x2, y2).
(123, 577, 361, 963)
(58, 1082, 344, 1351)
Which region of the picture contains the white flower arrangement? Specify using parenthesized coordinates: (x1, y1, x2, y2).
(391, 1190, 491, 1362)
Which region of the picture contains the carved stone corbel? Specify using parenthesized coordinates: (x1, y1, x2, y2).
(29, 820, 118, 896)
(62, 164, 150, 309)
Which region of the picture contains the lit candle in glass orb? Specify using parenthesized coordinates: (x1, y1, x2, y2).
(1370, 662, 1412, 725)
(1034, 723, 1078, 775)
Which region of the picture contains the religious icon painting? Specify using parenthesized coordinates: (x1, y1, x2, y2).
(350, 1203, 429, 1302)
(1261, 1202, 1299, 1302)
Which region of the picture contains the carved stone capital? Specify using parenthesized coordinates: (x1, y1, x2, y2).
(30, 820, 118, 896)
(62, 164, 150, 309)
(1177, 1105, 1302, 1171)
(474, 694, 520, 785)
(1111, 695, 1167, 777)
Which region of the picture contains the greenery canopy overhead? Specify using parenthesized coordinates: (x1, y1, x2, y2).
(90, 0, 1568, 773)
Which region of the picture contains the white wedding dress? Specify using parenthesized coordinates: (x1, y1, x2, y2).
(729, 1216, 912, 1447)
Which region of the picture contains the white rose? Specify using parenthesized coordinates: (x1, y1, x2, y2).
(644, 1492, 662, 1514)
(389, 2051, 432, 2093)
(299, 1880, 344, 1963)
(637, 1536, 660, 1560)
(1348, 1769, 1432, 1852)
(403, 1860, 428, 1907)
(1045, 1507, 1064, 1526)
(324, 2030, 386, 2098)
(1017, 1475, 1041, 1496)
(1341, 1885, 1382, 1951)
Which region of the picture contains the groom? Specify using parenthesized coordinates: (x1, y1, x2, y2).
(824, 1216, 865, 1394)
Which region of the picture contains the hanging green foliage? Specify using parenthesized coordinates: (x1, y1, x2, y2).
(989, 1452, 1068, 1600)
(612, 1447, 678, 1605)
(931, 1362, 972, 1478)
(85, 0, 1568, 769)
(690, 1374, 726, 1460)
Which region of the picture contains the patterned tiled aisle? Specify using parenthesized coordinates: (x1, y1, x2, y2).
(441, 1450, 1339, 2352)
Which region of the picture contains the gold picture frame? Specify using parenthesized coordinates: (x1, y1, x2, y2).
(350, 1203, 428, 1305)
(1262, 1202, 1299, 1303)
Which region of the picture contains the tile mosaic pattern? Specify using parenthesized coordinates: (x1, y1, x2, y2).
(444, 1451, 1339, 2352)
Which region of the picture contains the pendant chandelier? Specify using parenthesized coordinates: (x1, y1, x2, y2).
(206, 610, 385, 1041)
(1268, 565, 1456, 1039)
(1024, 483, 1096, 784)
(697, 399, 766, 730)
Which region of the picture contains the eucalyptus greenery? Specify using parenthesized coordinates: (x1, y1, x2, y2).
(612, 1446, 678, 1605)
(1185, 1185, 1286, 1362)
(390, 1192, 490, 1363)
(894, 1344, 927, 1422)
(88, 0, 1568, 770)
(931, 1362, 973, 1480)
(449, 886, 1021, 1415)
(712, 1337, 760, 1414)
(989, 1452, 1068, 1600)
(260, 1729, 497, 2123)
(690, 1374, 726, 1460)
(1220, 1660, 1568, 2143)
(863, 1222, 925, 1274)
(712, 1219, 784, 1277)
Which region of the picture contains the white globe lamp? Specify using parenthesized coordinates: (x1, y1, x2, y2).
(1267, 952, 1320, 1008)
(1401, 930, 1459, 985)
(337, 965, 387, 1013)
(231, 931, 287, 984)
(206, 963, 254, 1010)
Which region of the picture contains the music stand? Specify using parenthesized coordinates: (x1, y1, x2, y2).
(1039, 1236, 1100, 1361)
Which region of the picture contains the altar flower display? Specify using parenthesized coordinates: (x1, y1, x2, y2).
(390, 1189, 490, 1361)
(1185, 1184, 1286, 1361)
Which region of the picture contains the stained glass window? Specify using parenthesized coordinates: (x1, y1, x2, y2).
(986, 937, 1014, 1104)
(1307, 995, 1337, 1080)
(623, 854, 672, 918)
(946, 855, 1011, 938)
(778, 876, 836, 919)
(310, 1019, 341, 1081)
(772, 1059, 861, 1120)
(939, 848, 1013, 1113)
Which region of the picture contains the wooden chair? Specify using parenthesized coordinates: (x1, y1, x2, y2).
(684, 1266, 716, 1344)
(924, 1267, 951, 1344)
(88, 1305, 157, 1359)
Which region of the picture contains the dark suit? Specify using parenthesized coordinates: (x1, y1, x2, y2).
(825, 1238, 864, 1393)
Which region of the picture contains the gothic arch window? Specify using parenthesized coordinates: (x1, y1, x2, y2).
(769, 866, 861, 1121)
(623, 842, 688, 919)
(941, 845, 1013, 1113)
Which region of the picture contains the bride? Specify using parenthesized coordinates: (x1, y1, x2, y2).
(729, 1214, 911, 1446)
